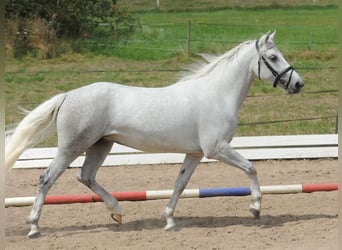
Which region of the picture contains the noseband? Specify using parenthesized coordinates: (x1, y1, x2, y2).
(255, 40, 294, 89)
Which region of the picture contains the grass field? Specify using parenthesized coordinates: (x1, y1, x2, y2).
(82, 6, 337, 60)
(5, 5, 338, 145)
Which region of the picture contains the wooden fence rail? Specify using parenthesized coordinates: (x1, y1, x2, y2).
(13, 134, 338, 169)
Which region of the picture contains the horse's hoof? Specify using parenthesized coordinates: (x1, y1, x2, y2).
(111, 213, 122, 224)
(164, 222, 176, 231)
(249, 207, 260, 219)
(28, 230, 41, 239)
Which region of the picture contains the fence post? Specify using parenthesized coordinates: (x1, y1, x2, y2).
(187, 19, 191, 56)
(336, 112, 338, 133)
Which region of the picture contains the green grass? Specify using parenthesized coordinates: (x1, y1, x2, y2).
(5, 5, 338, 143)
(80, 7, 337, 61)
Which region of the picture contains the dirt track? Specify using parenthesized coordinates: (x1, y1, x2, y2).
(5, 159, 338, 250)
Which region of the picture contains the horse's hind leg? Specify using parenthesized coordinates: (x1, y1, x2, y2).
(27, 152, 77, 238)
(76, 139, 122, 224)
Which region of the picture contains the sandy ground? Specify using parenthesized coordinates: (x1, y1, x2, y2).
(5, 159, 338, 250)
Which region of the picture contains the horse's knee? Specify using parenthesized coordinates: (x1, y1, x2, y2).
(245, 165, 257, 175)
(77, 173, 93, 188)
(77, 174, 87, 185)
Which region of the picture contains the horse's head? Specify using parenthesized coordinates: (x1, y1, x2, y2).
(253, 31, 304, 94)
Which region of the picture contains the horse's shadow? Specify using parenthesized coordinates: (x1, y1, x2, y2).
(10, 213, 337, 238)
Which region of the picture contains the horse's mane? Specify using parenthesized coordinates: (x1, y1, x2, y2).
(179, 40, 254, 81)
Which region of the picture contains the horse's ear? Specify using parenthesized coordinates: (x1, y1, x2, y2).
(269, 31, 276, 42)
(258, 31, 271, 48)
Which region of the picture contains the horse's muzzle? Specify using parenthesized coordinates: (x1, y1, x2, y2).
(288, 80, 304, 94)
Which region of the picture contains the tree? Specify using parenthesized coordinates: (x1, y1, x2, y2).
(5, 0, 133, 38)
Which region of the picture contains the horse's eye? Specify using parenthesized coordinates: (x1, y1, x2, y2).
(269, 55, 277, 61)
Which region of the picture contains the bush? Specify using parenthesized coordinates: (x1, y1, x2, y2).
(5, 0, 137, 58)
(5, 17, 57, 58)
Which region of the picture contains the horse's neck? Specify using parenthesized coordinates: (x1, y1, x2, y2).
(210, 43, 256, 109)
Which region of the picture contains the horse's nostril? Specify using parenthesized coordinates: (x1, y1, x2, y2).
(295, 81, 303, 89)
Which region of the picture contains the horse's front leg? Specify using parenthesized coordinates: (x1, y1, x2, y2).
(205, 141, 262, 218)
(161, 154, 202, 230)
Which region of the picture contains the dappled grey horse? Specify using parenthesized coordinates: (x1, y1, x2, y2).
(5, 32, 303, 238)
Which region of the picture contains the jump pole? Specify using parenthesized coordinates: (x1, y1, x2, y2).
(5, 183, 338, 208)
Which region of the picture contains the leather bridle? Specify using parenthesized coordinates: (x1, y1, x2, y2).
(255, 40, 294, 89)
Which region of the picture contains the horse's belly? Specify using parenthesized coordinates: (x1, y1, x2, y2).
(105, 128, 202, 155)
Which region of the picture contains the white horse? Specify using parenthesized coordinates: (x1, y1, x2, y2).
(5, 32, 303, 238)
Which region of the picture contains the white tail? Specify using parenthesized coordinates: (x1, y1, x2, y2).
(5, 93, 67, 172)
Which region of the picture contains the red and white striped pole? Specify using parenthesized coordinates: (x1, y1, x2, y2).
(5, 183, 338, 207)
